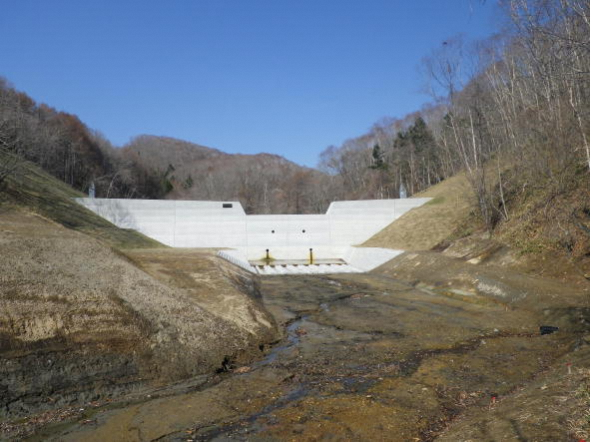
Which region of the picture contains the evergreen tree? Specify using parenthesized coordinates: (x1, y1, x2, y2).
(369, 144, 388, 170)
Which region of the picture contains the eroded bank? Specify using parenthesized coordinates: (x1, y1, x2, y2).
(0, 210, 279, 423)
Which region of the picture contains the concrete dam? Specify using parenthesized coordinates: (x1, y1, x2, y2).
(76, 197, 430, 274)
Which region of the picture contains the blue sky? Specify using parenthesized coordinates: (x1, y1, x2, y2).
(0, 0, 499, 167)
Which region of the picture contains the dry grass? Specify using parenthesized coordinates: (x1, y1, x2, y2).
(363, 172, 475, 251)
(365, 161, 589, 286)
(495, 163, 590, 279)
(567, 367, 590, 442)
(0, 207, 277, 380)
(0, 210, 144, 352)
(124, 248, 276, 338)
(0, 159, 162, 250)
(0, 158, 280, 420)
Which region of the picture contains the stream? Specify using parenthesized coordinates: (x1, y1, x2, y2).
(36, 272, 572, 441)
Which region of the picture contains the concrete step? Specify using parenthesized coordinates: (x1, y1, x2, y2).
(251, 263, 362, 275)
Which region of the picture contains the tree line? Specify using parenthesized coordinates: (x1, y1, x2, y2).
(0, 78, 170, 199)
(318, 0, 589, 231)
(0, 78, 335, 214)
(123, 135, 335, 214)
(0, 0, 588, 224)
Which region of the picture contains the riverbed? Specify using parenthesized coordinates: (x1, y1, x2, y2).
(28, 268, 585, 442)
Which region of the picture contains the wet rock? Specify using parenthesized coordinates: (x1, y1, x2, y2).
(540, 325, 559, 335)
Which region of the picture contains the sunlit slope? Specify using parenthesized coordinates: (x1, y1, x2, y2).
(0, 158, 162, 249)
(0, 158, 279, 418)
(363, 172, 474, 251)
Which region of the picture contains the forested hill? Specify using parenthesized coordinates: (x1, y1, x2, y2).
(315, 0, 589, 267)
(0, 77, 337, 214)
(124, 136, 223, 165)
(0, 77, 168, 200)
(122, 135, 334, 214)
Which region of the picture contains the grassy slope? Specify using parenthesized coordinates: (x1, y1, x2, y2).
(0, 159, 162, 249)
(495, 163, 590, 278)
(365, 163, 589, 283)
(363, 172, 475, 250)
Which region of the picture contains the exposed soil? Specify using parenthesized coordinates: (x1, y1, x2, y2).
(18, 255, 588, 442)
(0, 207, 278, 421)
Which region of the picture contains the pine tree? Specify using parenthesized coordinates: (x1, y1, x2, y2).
(369, 144, 388, 170)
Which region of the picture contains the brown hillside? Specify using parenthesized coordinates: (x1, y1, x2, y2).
(123, 135, 331, 214)
(363, 172, 474, 250)
(365, 163, 589, 285)
(0, 159, 279, 419)
(122, 135, 306, 182)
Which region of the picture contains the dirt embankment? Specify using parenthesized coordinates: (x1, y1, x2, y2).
(365, 166, 589, 285)
(0, 207, 278, 419)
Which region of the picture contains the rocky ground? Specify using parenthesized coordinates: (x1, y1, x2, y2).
(9, 253, 586, 442)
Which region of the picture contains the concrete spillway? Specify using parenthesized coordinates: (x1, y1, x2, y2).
(76, 197, 430, 274)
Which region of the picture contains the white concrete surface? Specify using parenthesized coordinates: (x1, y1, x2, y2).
(76, 197, 429, 275)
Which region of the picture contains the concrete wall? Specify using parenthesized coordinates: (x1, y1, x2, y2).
(76, 198, 430, 256)
(326, 199, 430, 246)
(77, 199, 247, 248)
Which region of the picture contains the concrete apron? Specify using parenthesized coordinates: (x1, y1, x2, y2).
(218, 247, 403, 275)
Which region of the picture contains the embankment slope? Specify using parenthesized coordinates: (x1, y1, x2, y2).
(0, 161, 278, 419)
(363, 173, 474, 251)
